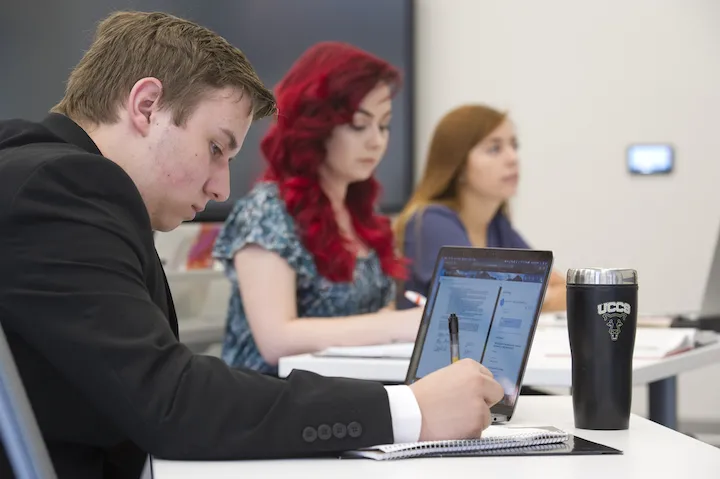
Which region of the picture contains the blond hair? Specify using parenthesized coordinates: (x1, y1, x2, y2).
(51, 11, 276, 126)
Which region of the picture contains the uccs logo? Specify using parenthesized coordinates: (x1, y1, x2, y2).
(597, 302, 631, 315)
(597, 302, 631, 341)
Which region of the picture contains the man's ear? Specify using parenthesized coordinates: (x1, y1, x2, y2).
(126, 77, 163, 137)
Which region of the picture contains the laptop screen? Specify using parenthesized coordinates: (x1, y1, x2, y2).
(406, 247, 552, 413)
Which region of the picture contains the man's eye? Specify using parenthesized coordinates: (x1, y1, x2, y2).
(211, 143, 222, 156)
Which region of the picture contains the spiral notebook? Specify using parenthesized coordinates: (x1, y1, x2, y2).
(343, 426, 571, 460)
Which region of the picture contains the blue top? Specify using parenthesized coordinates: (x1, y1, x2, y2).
(398, 204, 529, 310)
(212, 182, 395, 374)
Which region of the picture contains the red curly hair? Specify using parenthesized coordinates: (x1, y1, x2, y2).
(260, 41, 407, 282)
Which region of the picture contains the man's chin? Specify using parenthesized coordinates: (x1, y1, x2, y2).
(152, 218, 185, 233)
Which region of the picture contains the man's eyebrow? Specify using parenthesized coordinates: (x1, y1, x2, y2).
(221, 128, 237, 150)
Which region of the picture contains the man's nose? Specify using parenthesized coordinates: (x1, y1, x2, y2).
(206, 163, 231, 202)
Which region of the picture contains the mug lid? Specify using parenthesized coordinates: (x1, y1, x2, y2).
(566, 268, 638, 285)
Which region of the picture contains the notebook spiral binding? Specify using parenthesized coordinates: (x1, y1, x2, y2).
(376, 430, 569, 457)
(435, 441, 568, 458)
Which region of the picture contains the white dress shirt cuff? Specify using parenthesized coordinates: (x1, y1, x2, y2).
(384, 385, 422, 443)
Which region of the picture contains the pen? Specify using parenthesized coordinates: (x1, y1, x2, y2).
(404, 290, 427, 307)
(448, 313, 460, 363)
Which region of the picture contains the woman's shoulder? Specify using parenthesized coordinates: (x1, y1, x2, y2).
(213, 181, 300, 258)
(490, 210, 531, 249)
(236, 180, 282, 207)
(490, 210, 517, 233)
(405, 204, 463, 230)
(225, 181, 289, 222)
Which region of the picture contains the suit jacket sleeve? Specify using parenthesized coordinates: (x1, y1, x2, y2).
(6, 154, 394, 459)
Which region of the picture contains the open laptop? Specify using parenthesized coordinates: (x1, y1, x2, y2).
(405, 246, 553, 424)
(675, 227, 720, 323)
(0, 322, 57, 478)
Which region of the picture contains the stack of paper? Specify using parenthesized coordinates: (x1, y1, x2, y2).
(531, 327, 704, 360)
(537, 311, 675, 328)
(314, 328, 714, 362)
(314, 342, 415, 359)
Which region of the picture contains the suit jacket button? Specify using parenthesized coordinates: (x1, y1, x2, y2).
(347, 421, 363, 438)
(317, 424, 332, 440)
(302, 426, 317, 443)
(332, 423, 347, 439)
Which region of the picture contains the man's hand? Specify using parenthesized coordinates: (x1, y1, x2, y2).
(408, 359, 505, 441)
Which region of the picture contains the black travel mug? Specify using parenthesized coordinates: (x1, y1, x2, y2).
(566, 268, 638, 430)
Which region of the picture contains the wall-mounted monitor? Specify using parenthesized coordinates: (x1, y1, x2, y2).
(627, 144, 674, 175)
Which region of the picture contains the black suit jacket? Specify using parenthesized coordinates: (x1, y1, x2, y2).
(0, 114, 394, 479)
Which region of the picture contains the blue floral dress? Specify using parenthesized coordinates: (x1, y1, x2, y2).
(212, 182, 395, 374)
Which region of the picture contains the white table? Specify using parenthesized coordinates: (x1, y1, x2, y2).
(278, 338, 720, 430)
(150, 396, 720, 479)
(177, 314, 225, 353)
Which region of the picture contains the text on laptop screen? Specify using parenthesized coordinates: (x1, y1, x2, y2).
(415, 255, 550, 407)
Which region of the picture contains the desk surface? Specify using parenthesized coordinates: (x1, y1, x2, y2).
(150, 396, 720, 479)
(178, 314, 224, 346)
(278, 338, 720, 387)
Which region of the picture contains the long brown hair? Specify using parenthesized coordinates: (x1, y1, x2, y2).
(394, 104, 508, 250)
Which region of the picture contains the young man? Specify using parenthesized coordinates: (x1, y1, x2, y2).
(0, 11, 504, 479)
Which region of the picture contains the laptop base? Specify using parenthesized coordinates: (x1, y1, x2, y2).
(672, 314, 720, 333)
(491, 414, 509, 424)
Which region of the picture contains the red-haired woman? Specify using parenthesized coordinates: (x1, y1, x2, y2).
(213, 42, 420, 373)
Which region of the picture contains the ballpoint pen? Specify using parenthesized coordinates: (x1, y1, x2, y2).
(404, 290, 427, 307)
(448, 313, 460, 363)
